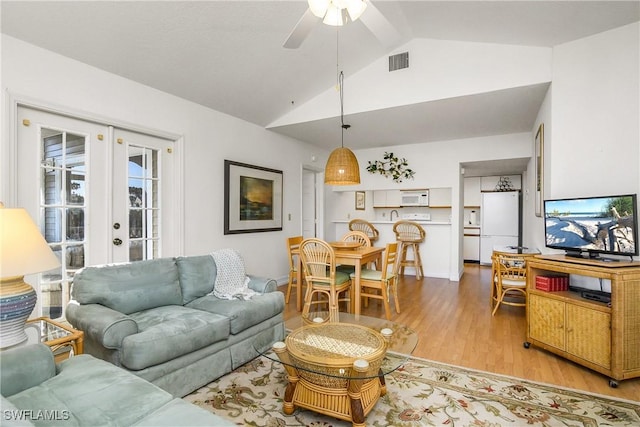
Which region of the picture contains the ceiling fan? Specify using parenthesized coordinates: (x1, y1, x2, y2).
(283, 0, 401, 49)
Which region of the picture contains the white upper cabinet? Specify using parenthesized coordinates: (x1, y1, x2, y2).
(464, 177, 481, 207)
(428, 187, 452, 207)
(373, 190, 402, 207)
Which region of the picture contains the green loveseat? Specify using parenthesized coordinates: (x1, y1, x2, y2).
(65, 254, 285, 397)
(1, 343, 234, 426)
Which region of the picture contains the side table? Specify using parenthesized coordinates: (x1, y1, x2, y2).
(25, 317, 84, 362)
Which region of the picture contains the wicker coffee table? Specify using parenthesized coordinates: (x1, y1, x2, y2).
(259, 313, 417, 427)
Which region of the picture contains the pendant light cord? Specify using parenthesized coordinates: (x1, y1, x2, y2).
(336, 26, 350, 148)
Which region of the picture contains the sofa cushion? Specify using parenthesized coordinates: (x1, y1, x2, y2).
(122, 306, 229, 370)
(175, 255, 217, 305)
(72, 258, 182, 315)
(186, 292, 284, 335)
(7, 354, 176, 426)
(133, 398, 235, 426)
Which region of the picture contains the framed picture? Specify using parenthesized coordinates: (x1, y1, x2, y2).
(355, 191, 365, 210)
(224, 160, 283, 234)
(534, 123, 544, 217)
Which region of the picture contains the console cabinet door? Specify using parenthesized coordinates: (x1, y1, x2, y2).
(566, 304, 611, 369)
(529, 294, 565, 351)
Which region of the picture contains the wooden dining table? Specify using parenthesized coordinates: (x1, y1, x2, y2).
(293, 245, 385, 316)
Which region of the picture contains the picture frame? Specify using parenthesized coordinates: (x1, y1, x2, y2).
(224, 160, 283, 234)
(355, 191, 366, 210)
(534, 123, 544, 217)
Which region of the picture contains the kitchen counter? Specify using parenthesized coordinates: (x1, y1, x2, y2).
(334, 220, 451, 225)
(332, 220, 451, 279)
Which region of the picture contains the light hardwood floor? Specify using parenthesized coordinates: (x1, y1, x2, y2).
(281, 263, 640, 402)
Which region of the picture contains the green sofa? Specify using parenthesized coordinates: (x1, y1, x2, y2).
(65, 254, 285, 397)
(1, 343, 234, 426)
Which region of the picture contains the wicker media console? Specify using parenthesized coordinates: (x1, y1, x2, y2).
(525, 255, 640, 387)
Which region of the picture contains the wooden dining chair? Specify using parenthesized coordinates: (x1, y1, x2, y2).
(348, 219, 380, 243)
(299, 238, 352, 322)
(351, 242, 400, 320)
(337, 231, 372, 273)
(284, 235, 303, 304)
(491, 252, 528, 315)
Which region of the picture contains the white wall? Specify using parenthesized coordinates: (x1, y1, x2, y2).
(0, 35, 326, 280)
(550, 23, 639, 199)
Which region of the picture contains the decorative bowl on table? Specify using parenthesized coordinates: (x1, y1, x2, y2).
(329, 241, 361, 250)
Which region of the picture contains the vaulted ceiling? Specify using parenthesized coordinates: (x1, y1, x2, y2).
(2, 1, 638, 162)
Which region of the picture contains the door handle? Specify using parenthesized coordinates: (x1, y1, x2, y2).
(113, 238, 123, 246)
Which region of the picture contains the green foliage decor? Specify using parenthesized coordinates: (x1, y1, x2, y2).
(366, 152, 415, 183)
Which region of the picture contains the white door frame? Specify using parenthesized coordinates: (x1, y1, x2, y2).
(4, 94, 185, 257)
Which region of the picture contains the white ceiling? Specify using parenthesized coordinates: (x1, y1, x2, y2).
(2, 1, 638, 174)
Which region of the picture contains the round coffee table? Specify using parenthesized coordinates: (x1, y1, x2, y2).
(257, 313, 417, 427)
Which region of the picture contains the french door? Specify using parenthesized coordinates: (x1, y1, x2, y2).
(15, 106, 178, 319)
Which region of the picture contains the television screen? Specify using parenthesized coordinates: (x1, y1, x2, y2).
(544, 194, 638, 258)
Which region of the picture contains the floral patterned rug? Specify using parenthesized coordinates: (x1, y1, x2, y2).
(184, 353, 640, 426)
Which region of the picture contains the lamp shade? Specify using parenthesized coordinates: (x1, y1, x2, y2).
(324, 147, 361, 185)
(1, 208, 60, 278)
(0, 206, 60, 348)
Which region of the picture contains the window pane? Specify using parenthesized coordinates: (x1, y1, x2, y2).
(43, 208, 62, 243)
(66, 208, 84, 241)
(129, 178, 143, 207)
(129, 209, 143, 238)
(67, 170, 85, 206)
(66, 245, 85, 269)
(129, 240, 144, 261)
(63, 133, 85, 167)
(41, 168, 62, 205)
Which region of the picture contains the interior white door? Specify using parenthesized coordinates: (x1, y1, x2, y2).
(301, 168, 317, 238)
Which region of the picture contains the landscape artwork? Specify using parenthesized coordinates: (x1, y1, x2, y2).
(239, 176, 273, 221)
(224, 160, 282, 234)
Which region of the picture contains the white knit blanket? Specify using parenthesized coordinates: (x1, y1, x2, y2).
(209, 249, 257, 300)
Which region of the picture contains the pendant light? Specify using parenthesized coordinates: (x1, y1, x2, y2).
(324, 71, 361, 185)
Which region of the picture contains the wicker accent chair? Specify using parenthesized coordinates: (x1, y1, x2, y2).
(299, 238, 352, 322)
(392, 220, 426, 280)
(285, 235, 303, 304)
(491, 252, 527, 315)
(351, 242, 400, 320)
(348, 219, 380, 243)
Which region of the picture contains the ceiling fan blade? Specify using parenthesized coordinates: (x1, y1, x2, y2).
(359, 1, 401, 47)
(283, 8, 321, 49)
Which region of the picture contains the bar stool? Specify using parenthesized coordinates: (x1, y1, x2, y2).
(348, 219, 379, 244)
(393, 220, 426, 280)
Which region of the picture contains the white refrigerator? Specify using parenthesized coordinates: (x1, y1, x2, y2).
(480, 191, 521, 264)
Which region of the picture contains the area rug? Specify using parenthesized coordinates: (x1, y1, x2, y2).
(184, 353, 640, 426)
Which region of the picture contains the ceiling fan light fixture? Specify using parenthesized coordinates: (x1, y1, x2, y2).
(323, 5, 345, 26)
(346, 0, 367, 21)
(308, 0, 329, 19)
(324, 147, 361, 185)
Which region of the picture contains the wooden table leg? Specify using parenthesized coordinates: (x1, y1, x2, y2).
(348, 359, 369, 427)
(273, 342, 299, 415)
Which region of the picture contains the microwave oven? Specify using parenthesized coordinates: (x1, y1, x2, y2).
(401, 191, 429, 206)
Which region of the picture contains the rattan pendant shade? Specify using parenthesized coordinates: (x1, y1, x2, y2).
(324, 70, 361, 186)
(324, 147, 360, 185)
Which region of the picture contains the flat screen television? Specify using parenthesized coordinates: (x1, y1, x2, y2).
(544, 194, 638, 260)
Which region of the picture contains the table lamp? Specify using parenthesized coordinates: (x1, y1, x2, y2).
(0, 204, 60, 348)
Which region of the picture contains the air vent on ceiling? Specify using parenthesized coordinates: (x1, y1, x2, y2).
(389, 52, 409, 72)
